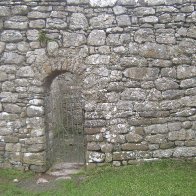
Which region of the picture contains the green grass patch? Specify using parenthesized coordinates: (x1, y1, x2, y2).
(0, 160, 196, 196)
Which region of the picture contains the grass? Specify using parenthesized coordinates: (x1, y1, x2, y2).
(0, 160, 195, 196)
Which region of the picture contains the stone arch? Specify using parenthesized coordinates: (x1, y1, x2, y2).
(43, 70, 85, 169)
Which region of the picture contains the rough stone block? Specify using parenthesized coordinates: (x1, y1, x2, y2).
(1, 30, 23, 42)
(134, 28, 155, 43)
(70, 13, 88, 30)
(121, 56, 147, 67)
(28, 11, 49, 18)
(140, 16, 158, 23)
(177, 65, 196, 79)
(29, 20, 46, 29)
(27, 106, 44, 117)
(153, 149, 173, 158)
(85, 54, 110, 65)
(87, 30, 106, 46)
(101, 143, 113, 153)
(4, 16, 28, 30)
(90, 14, 115, 28)
(87, 151, 105, 163)
(155, 78, 179, 91)
(63, 32, 86, 47)
(134, 7, 155, 16)
(0, 6, 10, 16)
(46, 18, 67, 29)
(122, 143, 148, 151)
(168, 130, 186, 141)
(126, 133, 143, 143)
(116, 15, 131, 26)
(156, 29, 176, 44)
(173, 147, 196, 157)
(139, 43, 169, 59)
(16, 66, 34, 78)
(123, 67, 159, 80)
(146, 134, 166, 144)
(144, 124, 168, 134)
(113, 6, 126, 15)
(23, 152, 46, 165)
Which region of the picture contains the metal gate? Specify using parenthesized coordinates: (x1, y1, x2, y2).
(45, 73, 85, 166)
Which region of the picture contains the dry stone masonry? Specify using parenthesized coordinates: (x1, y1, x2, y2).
(0, 0, 196, 172)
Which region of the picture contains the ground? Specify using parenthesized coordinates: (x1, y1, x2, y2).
(0, 159, 195, 196)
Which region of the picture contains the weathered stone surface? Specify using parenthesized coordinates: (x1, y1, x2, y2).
(153, 149, 173, 158)
(27, 106, 44, 117)
(23, 152, 46, 165)
(113, 6, 126, 15)
(116, 15, 131, 26)
(122, 143, 148, 151)
(46, 18, 67, 29)
(155, 78, 179, 91)
(123, 67, 159, 80)
(29, 20, 45, 29)
(0, 6, 10, 16)
(90, 14, 115, 28)
(144, 124, 168, 134)
(126, 133, 143, 143)
(179, 38, 196, 54)
(146, 134, 166, 144)
(101, 143, 113, 153)
(177, 65, 196, 79)
(12, 5, 28, 15)
(121, 88, 147, 101)
(134, 28, 154, 43)
(168, 130, 186, 141)
(87, 152, 105, 163)
(90, 0, 117, 7)
(2, 52, 24, 64)
(47, 41, 59, 56)
(28, 11, 49, 18)
(173, 147, 196, 157)
(16, 66, 34, 78)
(140, 16, 158, 23)
(70, 13, 88, 30)
(87, 30, 106, 46)
(63, 32, 86, 47)
(180, 78, 196, 88)
(1, 30, 23, 42)
(4, 16, 28, 30)
(26, 30, 39, 41)
(120, 56, 147, 67)
(156, 29, 176, 44)
(139, 43, 169, 59)
(85, 54, 110, 64)
(134, 7, 155, 16)
(4, 104, 21, 114)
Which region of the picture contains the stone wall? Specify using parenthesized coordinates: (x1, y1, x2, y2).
(0, 0, 195, 171)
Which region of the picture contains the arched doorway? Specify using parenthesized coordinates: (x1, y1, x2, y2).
(44, 72, 85, 168)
